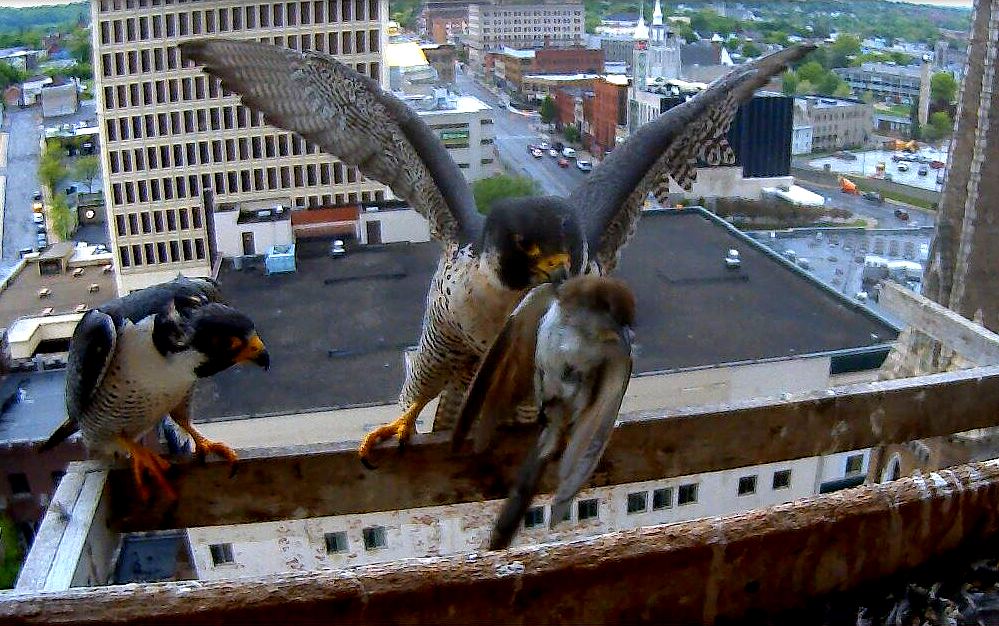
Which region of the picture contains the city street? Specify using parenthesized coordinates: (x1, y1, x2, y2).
(2, 107, 45, 263)
(795, 181, 934, 227)
(455, 70, 589, 197)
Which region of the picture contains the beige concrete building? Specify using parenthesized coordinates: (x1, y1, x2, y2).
(466, 1, 584, 68)
(795, 95, 874, 152)
(91, 0, 389, 293)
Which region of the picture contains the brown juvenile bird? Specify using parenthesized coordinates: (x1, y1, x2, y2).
(453, 275, 636, 550)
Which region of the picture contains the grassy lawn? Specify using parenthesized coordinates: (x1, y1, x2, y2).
(844, 177, 938, 211)
(875, 104, 912, 118)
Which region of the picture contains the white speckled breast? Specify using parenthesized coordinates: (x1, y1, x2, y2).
(79, 316, 205, 456)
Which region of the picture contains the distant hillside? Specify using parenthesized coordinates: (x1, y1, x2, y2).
(0, 2, 88, 35)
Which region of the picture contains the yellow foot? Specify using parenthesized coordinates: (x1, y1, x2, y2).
(117, 436, 176, 502)
(358, 402, 426, 469)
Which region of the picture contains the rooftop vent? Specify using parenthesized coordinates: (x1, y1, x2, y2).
(724, 248, 741, 269)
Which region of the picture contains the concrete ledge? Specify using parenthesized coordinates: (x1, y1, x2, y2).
(108, 364, 999, 531)
(2, 460, 997, 625)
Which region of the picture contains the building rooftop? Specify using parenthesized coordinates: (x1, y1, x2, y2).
(193, 209, 897, 421)
(845, 62, 925, 78)
(0, 369, 68, 444)
(0, 252, 115, 332)
(500, 47, 536, 59)
(385, 41, 430, 68)
(523, 73, 600, 82)
(797, 95, 866, 109)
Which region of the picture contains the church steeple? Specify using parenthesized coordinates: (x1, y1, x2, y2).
(633, 0, 649, 40)
(652, 0, 663, 26)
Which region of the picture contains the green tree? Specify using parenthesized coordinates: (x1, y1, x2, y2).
(563, 125, 580, 144)
(817, 72, 845, 96)
(539, 95, 556, 125)
(38, 143, 67, 194)
(930, 71, 958, 105)
(923, 110, 953, 142)
(910, 97, 921, 140)
(0, 63, 25, 90)
(472, 174, 539, 215)
(741, 41, 762, 58)
(781, 70, 799, 96)
(861, 91, 876, 104)
(797, 61, 826, 85)
(49, 193, 75, 240)
(827, 35, 861, 69)
(0, 514, 23, 589)
(833, 82, 853, 98)
(73, 155, 100, 192)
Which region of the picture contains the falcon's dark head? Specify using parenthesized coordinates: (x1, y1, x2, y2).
(480, 197, 583, 291)
(189, 303, 270, 377)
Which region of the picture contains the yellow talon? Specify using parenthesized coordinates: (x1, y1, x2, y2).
(358, 401, 427, 469)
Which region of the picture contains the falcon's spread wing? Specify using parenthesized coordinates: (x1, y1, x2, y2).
(451, 283, 556, 454)
(569, 45, 815, 273)
(181, 38, 483, 246)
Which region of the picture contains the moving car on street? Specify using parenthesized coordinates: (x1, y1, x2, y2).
(576, 159, 593, 172)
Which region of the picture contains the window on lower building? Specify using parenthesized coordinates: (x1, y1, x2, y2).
(772, 469, 792, 490)
(324, 531, 348, 554)
(626, 491, 647, 514)
(845, 454, 864, 476)
(8, 473, 29, 495)
(577, 498, 598, 521)
(523, 506, 544, 528)
(737, 475, 757, 496)
(677, 483, 698, 506)
(209, 543, 234, 566)
(652, 487, 673, 510)
(362, 526, 387, 550)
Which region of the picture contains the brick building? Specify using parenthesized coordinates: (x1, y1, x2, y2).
(466, 1, 584, 69)
(590, 75, 628, 156)
(494, 46, 603, 95)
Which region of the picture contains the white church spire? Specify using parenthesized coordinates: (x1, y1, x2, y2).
(633, 0, 649, 40)
(652, 0, 663, 26)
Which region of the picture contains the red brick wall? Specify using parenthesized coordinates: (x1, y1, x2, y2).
(554, 89, 577, 127)
(533, 48, 604, 75)
(591, 78, 628, 156)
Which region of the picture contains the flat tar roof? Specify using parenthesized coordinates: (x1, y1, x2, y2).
(192, 209, 898, 422)
(0, 369, 68, 443)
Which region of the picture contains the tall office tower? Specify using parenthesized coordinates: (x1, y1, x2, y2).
(92, 0, 389, 293)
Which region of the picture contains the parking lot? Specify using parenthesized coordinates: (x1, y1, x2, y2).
(750, 226, 934, 323)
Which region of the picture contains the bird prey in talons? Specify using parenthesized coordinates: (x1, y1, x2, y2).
(40, 277, 270, 500)
(452, 275, 635, 550)
(180, 39, 814, 467)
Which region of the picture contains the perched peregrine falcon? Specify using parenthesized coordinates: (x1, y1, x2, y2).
(452, 276, 635, 549)
(40, 277, 270, 500)
(180, 40, 813, 466)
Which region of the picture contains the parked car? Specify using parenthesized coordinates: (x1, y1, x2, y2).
(557, 158, 569, 168)
(526, 144, 537, 152)
(897, 162, 910, 172)
(894, 208, 910, 221)
(861, 191, 884, 204)
(32, 212, 44, 224)
(538, 142, 550, 151)
(561, 147, 576, 158)
(548, 148, 559, 158)
(36, 233, 48, 248)
(576, 159, 593, 172)
(35, 223, 46, 234)
(532, 149, 544, 158)
(930, 160, 945, 169)
(918, 165, 929, 176)
(32, 201, 43, 213)
(18, 247, 33, 258)
(330, 239, 346, 257)
(32, 190, 42, 202)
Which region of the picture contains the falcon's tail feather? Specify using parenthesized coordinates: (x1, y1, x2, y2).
(39, 418, 79, 453)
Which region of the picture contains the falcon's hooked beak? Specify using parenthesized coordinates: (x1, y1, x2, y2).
(533, 252, 571, 284)
(234, 334, 270, 370)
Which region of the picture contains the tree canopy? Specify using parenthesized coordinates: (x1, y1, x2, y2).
(922, 110, 953, 142)
(931, 72, 959, 105)
(539, 96, 557, 125)
(73, 156, 100, 193)
(472, 174, 539, 215)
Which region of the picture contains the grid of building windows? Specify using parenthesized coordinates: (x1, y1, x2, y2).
(92, 0, 388, 292)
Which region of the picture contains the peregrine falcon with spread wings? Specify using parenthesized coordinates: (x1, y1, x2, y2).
(181, 40, 813, 466)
